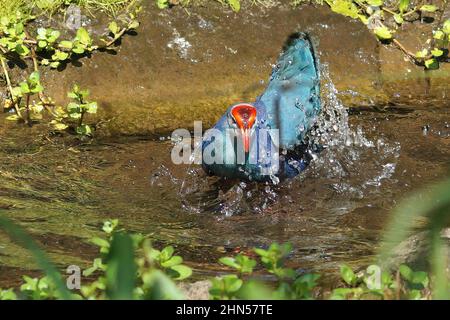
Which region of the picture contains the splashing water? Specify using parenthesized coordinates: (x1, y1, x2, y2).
(151, 65, 400, 217)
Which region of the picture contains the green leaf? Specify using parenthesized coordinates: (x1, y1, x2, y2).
(59, 40, 73, 49)
(50, 61, 60, 69)
(52, 50, 69, 61)
(433, 30, 445, 41)
(29, 71, 40, 83)
(394, 14, 404, 25)
(105, 233, 136, 300)
(72, 45, 85, 54)
(235, 255, 257, 274)
(0, 217, 72, 300)
(31, 84, 44, 94)
(1, 17, 9, 26)
(254, 248, 269, 257)
(408, 289, 422, 300)
(411, 271, 429, 287)
(142, 270, 185, 300)
(219, 257, 240, 269)
(108, 21, 119, 35)
(90, 236, 110, 249)
(48, 30, 60, 42)
(161, 246, 175, 261)
(236, 281, 274, 300)
(102, 219, 119, 234)
(228, 0, 241, 12)
(443, 19, 450, 34)
(5, 114, 20, 121)
(325, 0, 360, 19)
(223, 275, 243, 292)
(420, 5, 437, 13)
(156, 0, 169, 9)
(11, 86, 22, 98)
(415, 48, 428, 59)
(38, 40, 47, 48)
(366, 0, 383, 6)
(76, 124, 92, 136)
(399, 264, 412, 281)
(210, 275, 243, 298)
(67, 102, 81, 115)
(20, 82, 30, 94)
(129, 21, 140, 29)
(51, 122, 68, 131)
(330, 288, 356, 300)
(82, 258, 104, 276)
(15, 44, 30, 56)
(0, 288, 17, 300)
(340, 264, 357, 285)
(15, 23, 24, 35)
(374, 26, 393, 40)
(85, 102, 97, 114)
(431, 48, 444, 57)
(399, 0, 410, 13)
(76, 27, 91, 45)
(169, 265, 192, 280)
(161, 256, 183, 268)
(424, 58, 439, 69)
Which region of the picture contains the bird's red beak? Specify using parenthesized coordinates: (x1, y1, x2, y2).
(231, 104, 257, 154)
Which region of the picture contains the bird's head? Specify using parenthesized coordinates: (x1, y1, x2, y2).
(228, 103, 257, 154)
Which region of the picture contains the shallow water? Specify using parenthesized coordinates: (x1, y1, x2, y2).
(0, 68, 449, 288)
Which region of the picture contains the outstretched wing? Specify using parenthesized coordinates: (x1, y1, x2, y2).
(256, 33, 320, 150)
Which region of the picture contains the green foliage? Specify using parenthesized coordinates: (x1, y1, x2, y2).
(0, 2, 141, 132)
(374, 26, 392, 40)
(254, 242, 296, 279)
(144, 244, 193, 280)
(0, 216, 73, 300)
(228, 0, 241, 12)
(211, 243, 320, 300)
(324, 0, 360, 19)
(320, 1, 450, 69)
(0, 218, 444, 300)
(210, 275, 243, 299)
(156, 0, 170, 9)
(18, 71, 43, 95)
(330, 264, 432, 300)
(219, 254, 257, 275)
(379, 177, 450, 299)
(340, 264, 357, 286)
(66, 84, 97, 136)
(80, 220, 191, 299)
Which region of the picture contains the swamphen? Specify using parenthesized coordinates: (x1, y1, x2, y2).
(202, 33, 320, 182)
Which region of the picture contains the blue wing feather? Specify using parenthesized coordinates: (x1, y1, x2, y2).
(257, 34, 320, 149)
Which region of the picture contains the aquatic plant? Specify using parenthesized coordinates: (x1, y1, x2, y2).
(0, 3, 141, 135)
(0, 216, 442, 300)
(64, 84, 98, 135)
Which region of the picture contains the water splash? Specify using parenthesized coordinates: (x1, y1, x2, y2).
(151, 64, 401, 217)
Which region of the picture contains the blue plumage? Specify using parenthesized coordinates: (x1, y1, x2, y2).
(202, 33, 320, 181)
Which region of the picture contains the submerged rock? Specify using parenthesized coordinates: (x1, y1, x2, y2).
(178, 280, 211, 300)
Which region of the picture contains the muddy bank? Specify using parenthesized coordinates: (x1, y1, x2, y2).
(3, 2, 450, 136)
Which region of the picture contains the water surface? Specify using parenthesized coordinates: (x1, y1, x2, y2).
(0, 74, 449, 287)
